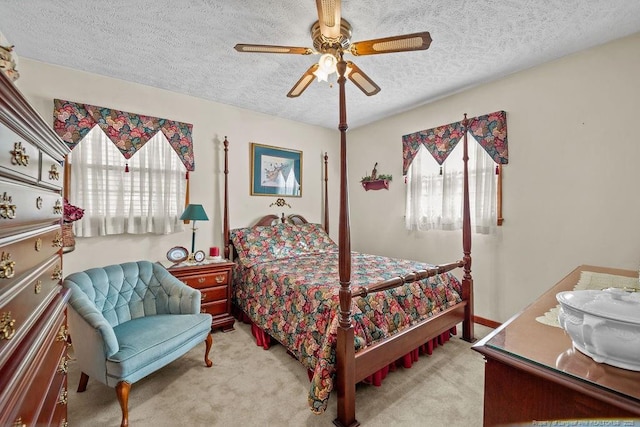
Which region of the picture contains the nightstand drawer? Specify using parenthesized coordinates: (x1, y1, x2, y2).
(201, 299, 227, 316)
(181, 271, 229, 289)
(200, 286, 227, 304)
(167, 261, 235, 331)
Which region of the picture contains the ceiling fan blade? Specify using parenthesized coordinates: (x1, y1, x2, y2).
(287, 64, 320, 98)
(234, 44, 313, 55)
(315, 0, 341, 39)
(349, 32, 432, 56)
(346, 61, 381, 96)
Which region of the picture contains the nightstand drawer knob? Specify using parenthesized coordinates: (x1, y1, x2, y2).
(215, 274, 225, 284)
(198, 277, 206, 283)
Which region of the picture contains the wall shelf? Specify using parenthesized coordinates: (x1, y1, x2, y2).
(361, 179, 390, 191)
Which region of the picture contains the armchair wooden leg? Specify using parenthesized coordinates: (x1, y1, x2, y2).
(204, 333, 213, 367)
(77, 372, 89, 392)
(115, 381, 131, 427)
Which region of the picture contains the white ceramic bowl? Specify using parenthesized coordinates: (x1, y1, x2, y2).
(556, 288, 640, 371)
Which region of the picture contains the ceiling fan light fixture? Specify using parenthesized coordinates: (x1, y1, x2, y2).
(314, 53, 337, 82)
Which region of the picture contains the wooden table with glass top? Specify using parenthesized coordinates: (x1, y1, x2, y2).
(472, 265, 640, 426)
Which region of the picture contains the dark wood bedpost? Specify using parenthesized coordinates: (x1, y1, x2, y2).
(324, 151, 329, 235)
(334, 53, 358, 427)
(461, 116, 475, 342)
(223, 136, 230, 261)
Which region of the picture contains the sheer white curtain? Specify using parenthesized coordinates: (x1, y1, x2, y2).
(405, 133, 497, 234)
(69, 126, 186, 237)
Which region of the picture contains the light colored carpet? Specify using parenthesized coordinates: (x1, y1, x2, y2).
(66, 322, 492, 426)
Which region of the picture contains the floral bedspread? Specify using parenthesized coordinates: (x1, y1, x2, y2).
(230, 223, 462, 413)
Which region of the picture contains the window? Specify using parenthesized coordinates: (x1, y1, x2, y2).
(69, 126, 186, 237)
(405, 132, 497, 234)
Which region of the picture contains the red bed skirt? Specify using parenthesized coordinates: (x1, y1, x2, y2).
(237, 310, 457, 387)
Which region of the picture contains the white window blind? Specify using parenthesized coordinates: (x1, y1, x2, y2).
(69, 126, 186, 237)
(405, 133, 497, 234)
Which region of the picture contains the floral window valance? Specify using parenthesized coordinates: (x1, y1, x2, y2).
(402, 110, 508, 175)
(53, 99, 195, 171)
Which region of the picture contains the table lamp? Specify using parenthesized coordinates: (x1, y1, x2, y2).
(180, 204, 209, 257)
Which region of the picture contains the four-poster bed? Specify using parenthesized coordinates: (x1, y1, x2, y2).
(221, 54, 475, 427)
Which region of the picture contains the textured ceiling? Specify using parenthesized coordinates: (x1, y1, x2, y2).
(2, 1, 640, 130)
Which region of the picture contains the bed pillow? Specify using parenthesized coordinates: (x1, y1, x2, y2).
(230, 222, 336, 266)
(297, 223, 336, 252)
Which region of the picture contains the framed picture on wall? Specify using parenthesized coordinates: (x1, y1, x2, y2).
(250, 143, 302, 197)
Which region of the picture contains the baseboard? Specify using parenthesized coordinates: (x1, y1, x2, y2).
(474, 315, 501, 329)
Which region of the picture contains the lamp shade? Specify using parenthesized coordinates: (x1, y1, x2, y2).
(180, 204, 209, 221)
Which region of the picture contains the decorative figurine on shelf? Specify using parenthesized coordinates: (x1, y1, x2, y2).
(360, 162, 392, 191)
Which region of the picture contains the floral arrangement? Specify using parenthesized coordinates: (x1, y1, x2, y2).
(63, 199, 84, 223)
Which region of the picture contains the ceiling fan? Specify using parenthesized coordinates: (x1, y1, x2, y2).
(234, 0, 432, 98)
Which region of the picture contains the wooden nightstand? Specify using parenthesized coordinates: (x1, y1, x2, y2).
(168, 261, 235, 331)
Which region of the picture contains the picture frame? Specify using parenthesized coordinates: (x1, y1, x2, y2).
(250, 143, 302, 197)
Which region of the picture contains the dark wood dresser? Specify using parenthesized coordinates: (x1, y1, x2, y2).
(0, 71, 70, 426)
(473, 265, 640, 426)
(168, 261, 235, 331)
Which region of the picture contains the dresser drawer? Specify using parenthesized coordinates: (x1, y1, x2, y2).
(24, 322, 68, 427)
(0, 125, 40, 183)
(0, 296, 68, 427)
(201, 299, 228, 316)
(36, 355, 68, 426)
(0, 257, 63, 363)
(1, 177, 63, 232)
(0, 226, 62, 288)
(181, 270, 229, 290)
(199, 285, 227, 304)
(39, 152, 64, 190)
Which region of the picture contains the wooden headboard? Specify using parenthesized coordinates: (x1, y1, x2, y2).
(253, 213, 309, 226)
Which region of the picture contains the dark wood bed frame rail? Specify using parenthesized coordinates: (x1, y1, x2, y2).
(351, 260, 465, 298)
(221, 53, 474, 427)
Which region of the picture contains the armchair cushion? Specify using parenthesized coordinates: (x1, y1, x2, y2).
(107, 313, 211, 384)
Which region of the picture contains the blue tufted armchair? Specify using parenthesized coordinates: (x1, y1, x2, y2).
(62, 261, 213, 427)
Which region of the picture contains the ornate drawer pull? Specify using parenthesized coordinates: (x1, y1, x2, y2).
(200, 308, 206, 314)
(34, 279, 42, 294)
(57, 387, 68, 405)
(10, 141, 29, 166)
(52, 232, 63, 248)
(0, 252, 15, 279)
(60, 419, 68, 427)
(57, 356, 69, 374)
(56, 324, 69, 343)
(52, 264, 62, 281)
(1, 312, 16, 340)
(201, 292, 207, 300)
(49, 164, 60, 180)
(51, 231, 64, 248)
(36, 196, 43, 210)
(35, 237, 42, 251)
(198, 277, 206, 283)
(53, 199, 63, 215)
(0, 192, 16, 219)
(215, 274, 225, 284)
(13, 417, 26, 427)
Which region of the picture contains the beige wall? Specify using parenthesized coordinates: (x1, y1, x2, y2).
(15, 31, 640, 323)
(15, 59, 339, 276)
(347, 32, 640, 322)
